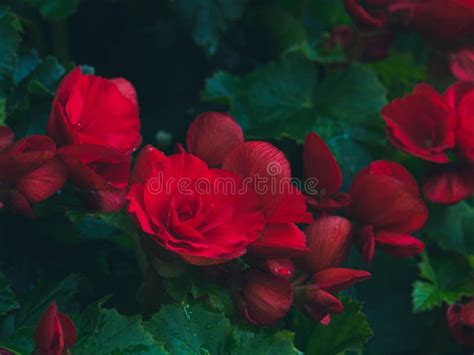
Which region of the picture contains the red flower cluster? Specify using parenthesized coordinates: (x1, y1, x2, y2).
(48, 67, 141, 211)
(0, 128, 67, 216)
(33, 302, 76, 355)
(382, 82, 474, 204)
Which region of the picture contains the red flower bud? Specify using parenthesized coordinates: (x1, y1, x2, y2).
(447, 300, 474, 348)
(34, 302, 77, 355)
(300, 215, 352, 273)
(261, 258, 295, 279)
(239, 270, 293, 326)
(186, 112, 243, 167)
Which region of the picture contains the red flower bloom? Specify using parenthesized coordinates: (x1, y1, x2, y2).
(222, 141, 312, 257)
(186, 112, 243, 167)
(300, 215, 352, 273)
(47, 67, 141, 154)
(303, 132, 350, 211)
(33, 302, 77, 355)
(0, 135, 67, 216)
(389, 0, 474, 43)
(447, 299, 474, 348)
(238, 270, 293, 326)
(299, 268, 371, 324)
(382, 84, 456, 163)
(58, 144, 131, 212)
(349, 161, 427, 263)
(127, 145, 265, 265)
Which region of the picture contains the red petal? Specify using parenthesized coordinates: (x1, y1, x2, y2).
(222, 141, 291, 215)
(374, 230, 425, 257)
(444, 81, 474, 110)
(57, 312, 77, 350)
(17, 157, 67, 203)
(303, 132, 342, 197)
(303, 287, 342, 323)
(186, 112, 243, 167)
(0, 127, 14, 151)
(80, 189, 126, 212)
(355, 224, 376, 264)
(130, 145, 167, 185)
(250, 223, 309, 257)
(7, 191, 33, 217)
(262, 258, 295, 279)
(354, 160, 420, 196)
(312, 268, 371, 294)
(110, 77, 138, 107)
(344, 0, 385, 29)
(301, 215, 352, 273)
(350, 173, 428, 233)
(34, 303, 61, 352)
(455, 89, 474, 163)
(450, 48, 474, 82)
(423, 165, 474, 204)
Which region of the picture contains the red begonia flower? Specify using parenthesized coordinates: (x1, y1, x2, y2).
(127, 146, 265, 265)
(239, 270, 293, 326)
(350, 161, 427, 263)
(303, 132, 350, 211)
(382, 84, 456, 163)
(33, 302, 77, 355)
(300, 215, 352, 273)
(47, 67, 141, 154)
(186, 112, 243, 167)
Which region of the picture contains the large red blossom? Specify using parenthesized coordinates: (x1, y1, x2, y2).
(47, 67, 141, 154)
(33, 302, 77, 355)
(127, 145, 265, 265)
(447, 299, 474, 348)
(222, 141, 312, 257)
(0, 134, 67, 216)
(58, 144, 131, 212)
(303, 132, 350, 211)
(349, 160, 427, 263)
(381, 84, 456, 163)
(300, 268, 371, 324)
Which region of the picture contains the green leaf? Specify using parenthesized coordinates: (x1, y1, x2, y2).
(21, 0, 80, 20)
(230, 328, 301, 355)
(303, 298, 373, 355)
(0, 7, 21, 102)
(173, 0, 248, 56)
(145, 303, 232, 354)
(412, 253, 474, 313)
(0, 269, 19, 316)
(369, 50, 427, 98)
(74, 301, 168, 355)
(314, 64, 387, 122)
(426, 202, 474, 256)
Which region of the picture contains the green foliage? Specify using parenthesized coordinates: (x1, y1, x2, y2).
(291, 298, 372, 355)
(230, 328, 301, 355)
(173, 0, 248, 56)
(426, 202, 474, 256)
(412, 253, 474, 313)
(74, 301, 167, 355)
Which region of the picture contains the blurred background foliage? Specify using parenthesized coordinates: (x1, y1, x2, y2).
(0, 0, 472, 354)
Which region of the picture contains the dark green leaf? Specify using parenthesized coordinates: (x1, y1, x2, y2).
(230, 328, 301, 355)
(303, 298, 373, 355)
(74, 301, 167, 355)
(0, 270, 19, 316)
(145, 303, 232, 354)
(173, 0, 248, 55)
(21, 0, 80, 20)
